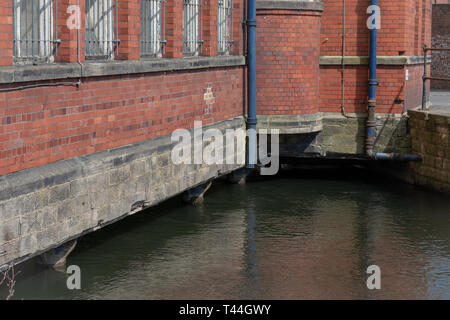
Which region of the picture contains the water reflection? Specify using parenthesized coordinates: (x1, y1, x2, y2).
(2, 175, 450, 299)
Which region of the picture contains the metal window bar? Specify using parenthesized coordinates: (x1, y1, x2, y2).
(12, 0, 60, 62)
(140, 0, 166, 57)
(422, 45, 450, 109)
(85, 0, 120, 59)
(218, 0, 233, 55)
(183, 0, 203, 56)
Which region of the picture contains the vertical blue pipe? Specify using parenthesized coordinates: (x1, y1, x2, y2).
(247, 0, 257, 168)
(368, 0, 378, 101)
(365, 0, 378, 156)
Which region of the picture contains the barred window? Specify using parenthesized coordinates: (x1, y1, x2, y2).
(183, 0, 203, 56)
(218, 0, 233, 55)
(12, 0, 59, 62)
(85, 0, 119, 59)
(141, 0, 166, 57)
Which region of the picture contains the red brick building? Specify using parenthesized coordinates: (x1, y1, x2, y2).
(0, 1, 433, 267)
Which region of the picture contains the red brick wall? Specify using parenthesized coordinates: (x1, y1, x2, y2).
(405, 64, 429, 109)
(256, 9, 322, 115)
(0, 0, 246, 176)
(55, 0, 86, 63)
(431, 4, 450, 89)
(320, 65, 410, 114)
(320, 0, 430, 57)
(319, 0, 431, 114)
(117, 0, 140, 60)
(0, 67, 244, 176)
(0, 0, 12, 66)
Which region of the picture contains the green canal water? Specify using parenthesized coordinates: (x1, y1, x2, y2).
(2, 171, 450, 299)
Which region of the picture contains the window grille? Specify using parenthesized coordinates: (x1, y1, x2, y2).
(141, 0, 166, 57)
(218, 0, 233, 55)
(183, 0, 203, 55)
(85, 0, 120, 59)
(12, 0, 60, 62)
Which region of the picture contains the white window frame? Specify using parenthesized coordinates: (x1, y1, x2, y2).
(13, 0, 57, 62)
(218, 0, 233, 55)
(140, 0, 166, 57)
(183, 0, 203, 56)
(85, 0, 119, 59)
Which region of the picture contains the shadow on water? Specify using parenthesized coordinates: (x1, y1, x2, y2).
(2, 167, 450, 299)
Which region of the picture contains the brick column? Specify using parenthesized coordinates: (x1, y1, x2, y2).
(202, 0, 218, 56)
(0, 0, 13, 66)
(165, 0, 183, 58)
(117, 0, 140, 60)
(230, 0, 241, 55)
(55, 0, 85, 63)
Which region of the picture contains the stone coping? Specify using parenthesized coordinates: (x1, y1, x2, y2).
(0, 55, 246, 85)
(320, 55, 432, 66)
(256, 0, 324, 11)
(256, 113, 323, 134)
(0, 117, 245, 202)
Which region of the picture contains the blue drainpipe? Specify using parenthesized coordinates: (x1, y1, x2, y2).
(247, 0, 257, 168)
(366, 1, 421, 163)
(366, 0, 378, 157)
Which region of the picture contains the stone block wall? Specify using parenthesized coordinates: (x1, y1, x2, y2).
(319, 114, 411, 155)
(0, 117, 246, 267)
(409, 109, 450, 194)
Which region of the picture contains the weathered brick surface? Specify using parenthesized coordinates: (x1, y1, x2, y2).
(55, 0, 86, 63)
(117, 0, 141, 61)
(256, 8, 322, 116)
(321, 0, 431, 57)
(319, 0, 431, 114)
(0, 117, 246, 267)
(320, 63, 428, 114)
(409, 109, 450, 194)
(431, 4, 450, 89)
(0, 67, 244, 176)
(0, 0, 13, 66)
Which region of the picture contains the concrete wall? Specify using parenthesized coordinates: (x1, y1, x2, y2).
(409, 109, 450, 194)
(431, 4, 450, 89)
(0, 117, 246, 267)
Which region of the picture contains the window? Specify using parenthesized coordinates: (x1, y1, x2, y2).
(12, 0, 59, 63)
(183, 0, 202, 56)
(141, 0, 166, 57)
(218, 0, 233, 55)
(85, 0, 119, 59)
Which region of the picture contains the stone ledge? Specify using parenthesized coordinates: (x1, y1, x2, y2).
(0, 56, 246, 85)
(256, 113, 323, 134)
(256, 0, 324, 11)
(0, 117, 245, 202)
(0, 116, 247, 267)
(320, 55, 432, 66)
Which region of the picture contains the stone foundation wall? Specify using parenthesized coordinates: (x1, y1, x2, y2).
(276, 112, 412, 157)
(318, 113, 410, 155)
(409, 110, 450, 194)
(0, 117, 246, 267)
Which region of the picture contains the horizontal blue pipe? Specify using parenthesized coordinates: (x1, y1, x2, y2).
(374, 153, 422, 162)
